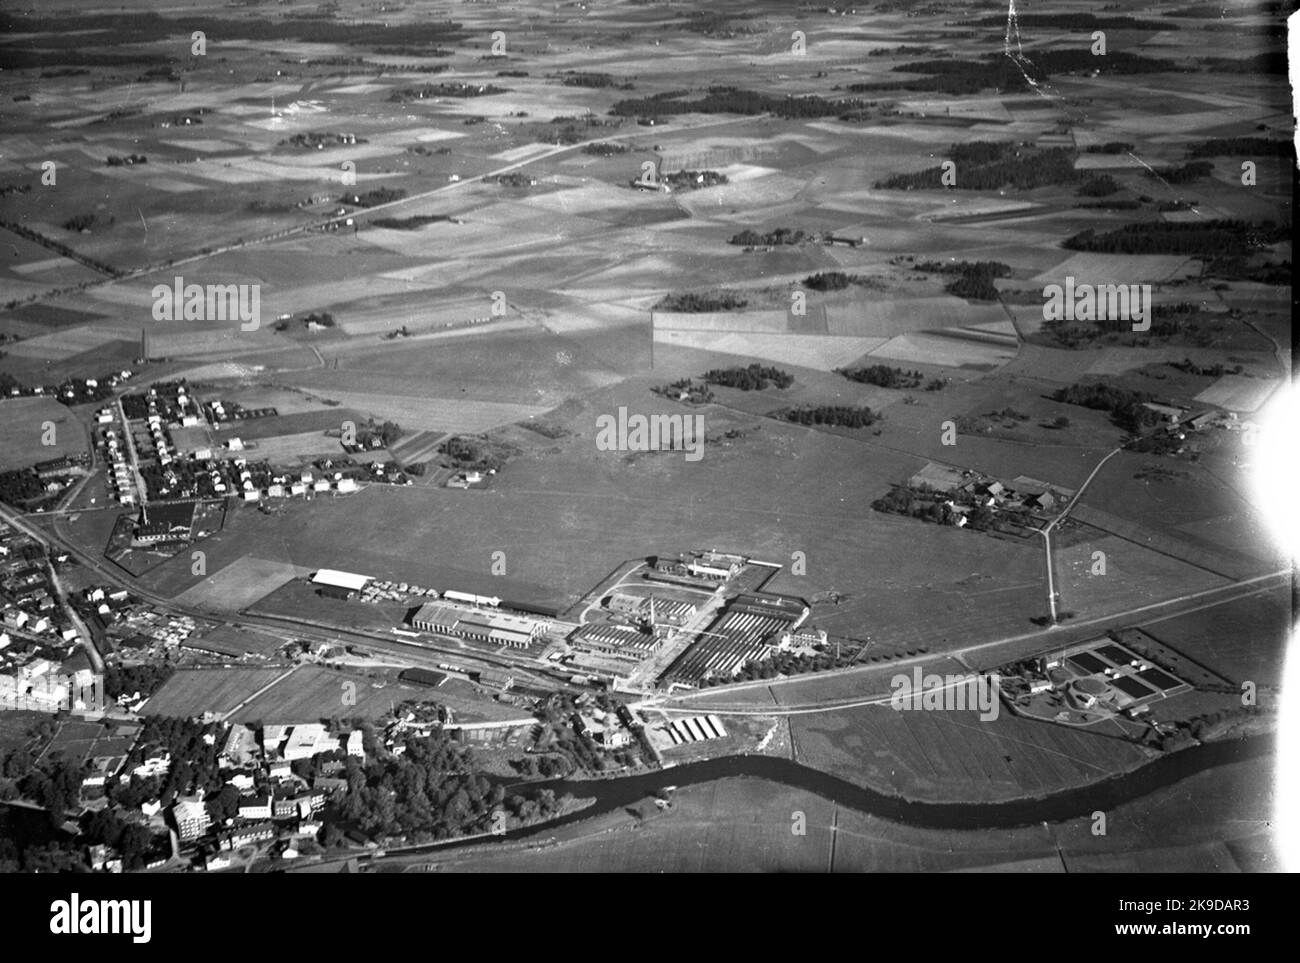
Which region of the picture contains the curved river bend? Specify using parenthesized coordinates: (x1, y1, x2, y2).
(384, 733, 1273, 857)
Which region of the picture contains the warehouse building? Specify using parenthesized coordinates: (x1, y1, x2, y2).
(411, 602, 546, 648)
(311, 569, 371, 600)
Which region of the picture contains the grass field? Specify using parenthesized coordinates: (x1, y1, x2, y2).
(141, 667, 290, 719)
(399, 754, 1274, 872)
(1139, 585, 1293, 688)
(173, 555, 310, 612)
(227, 665, 443, 724)
(0, 396, 87, 471)
(790, 700, 1156, 804)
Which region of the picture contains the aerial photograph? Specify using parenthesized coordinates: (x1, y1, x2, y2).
(0, 0, 1293, 894)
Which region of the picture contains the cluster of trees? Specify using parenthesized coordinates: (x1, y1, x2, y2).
(839, 365, 923, 389)
(652, 378, 714, 404)
(1064, 220, 1285, 256)
(559, 71, 632, 89)
(915, 259, 1011, 301)
(509, 754, 570, 778)
(1085, 141, 1134, 154)
(344, 418, 402, 451)
(1168, 358, 1242, 377)
(370, 214, 449, 230)
(802, 270, 860, 292)
(494, 172, 535, 188)
(873, 485, 999, 532)
(581, 141, 628, 156)
(877, 143, 1076, 192)
(728, 227, 805, 247)
(321, 731, 513, 842)
(438, 435, 505, 471)
(389, 82, 506, 102)
(80, 807, 166, 870)
(775, 405, 879, 429)
(1150, 160, 1213, 184)
(105, 153, 147, 166)
(280, 131, 367, 149)
(654, 290, 748, 312)
(109, 717, 226, 810)
(0, 467, 48, 509)
(1077, 174, 1122, 197)
(1052, 383, 1160, 432)
(63, 213, 112, 232)
(340, 187, 406, 207)
(663, 169, 728, 190)
(730, 649, 851, 682)
(611, 87, 867, 121)
(702, 364, 793, 391)
(1188, 136, 1293, 159)
(102, 663, 174, 700)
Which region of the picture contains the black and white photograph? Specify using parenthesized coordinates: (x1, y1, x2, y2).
(0, 0, 1294, 917)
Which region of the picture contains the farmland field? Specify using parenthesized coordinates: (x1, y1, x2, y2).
(0, 0, 1289, 881)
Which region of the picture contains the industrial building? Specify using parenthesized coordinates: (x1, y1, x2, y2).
(411, 601, 547, 648)
(651, 550, 745, 582)
(570, 622, 662, 661)
(311, 569, 371, 600)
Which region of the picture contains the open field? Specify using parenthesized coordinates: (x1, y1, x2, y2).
(174, 555, 311, 612)
(0, 396, 87, 471)
(0, 0, 1288, 877)
(141, 667, 290, 719)
(405, 754, 1275, 872)
(227, 665, 443, 725)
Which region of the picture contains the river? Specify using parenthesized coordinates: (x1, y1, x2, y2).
(377, 732, 1274, 859)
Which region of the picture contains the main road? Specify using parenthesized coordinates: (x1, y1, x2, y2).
(637, 568, 1292, 716)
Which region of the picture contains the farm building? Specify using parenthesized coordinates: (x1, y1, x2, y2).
(311, 569, 371, 600)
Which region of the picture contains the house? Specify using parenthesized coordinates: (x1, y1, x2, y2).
(237, 794, 272, 820)
(345, 730, 364, 759)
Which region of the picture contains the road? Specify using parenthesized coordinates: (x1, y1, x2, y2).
(82, 114, 760, 287)
(0, 500, 106, 673)
(7, 488, 580, 694)
(1034, 445, 1122, 623)
(116, 398, 149, 506)
(640, 568, 1292, 716)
